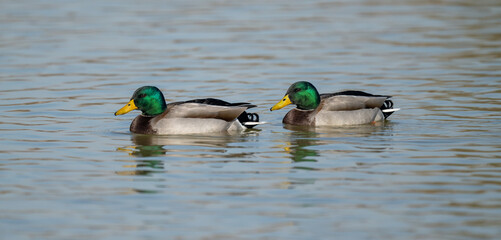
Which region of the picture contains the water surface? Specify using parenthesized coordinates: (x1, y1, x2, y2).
(1, 0, 501, 239)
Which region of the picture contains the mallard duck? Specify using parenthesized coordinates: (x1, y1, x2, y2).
(115, 86, 261, 134)
(270, 81, 399, 126)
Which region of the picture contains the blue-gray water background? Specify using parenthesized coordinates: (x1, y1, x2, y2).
(1, 0, 500, 239)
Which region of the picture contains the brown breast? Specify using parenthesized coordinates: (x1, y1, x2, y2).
(283, 109, 315, 126)
(130, 115, 156, 134)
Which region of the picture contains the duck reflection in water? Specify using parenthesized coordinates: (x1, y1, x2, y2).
(117, 133, 249, 157)
(115, 134, 166, 176)
(282, 125, 321, 164)
(281, 122, 394, 164)
(117, 134, 169, 157)
(116, 132, 260, 176)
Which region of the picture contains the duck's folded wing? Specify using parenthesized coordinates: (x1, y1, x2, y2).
(183, 98, 256, 109)
(163, 103, 248, 121)
(320, 94, 389, 111)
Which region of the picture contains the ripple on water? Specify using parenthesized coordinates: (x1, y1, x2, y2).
(1, 0, 501, 239)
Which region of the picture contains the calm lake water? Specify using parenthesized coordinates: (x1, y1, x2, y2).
(1, 0, 501, 239)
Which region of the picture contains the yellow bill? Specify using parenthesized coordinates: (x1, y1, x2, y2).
(270, 94, 292, 111)
(115, 99, 137, 116)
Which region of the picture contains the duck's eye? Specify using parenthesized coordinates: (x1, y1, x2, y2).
(138, 93, 146, 98)
(294, 88, 301, 93)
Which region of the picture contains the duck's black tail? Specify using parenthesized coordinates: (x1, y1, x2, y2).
(381, 99, 397, 119)
(237, 112, 260, 128)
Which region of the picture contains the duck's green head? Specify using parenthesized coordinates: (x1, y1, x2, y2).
(270, 81, 321, 111)
(115, 86, 167, 117)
